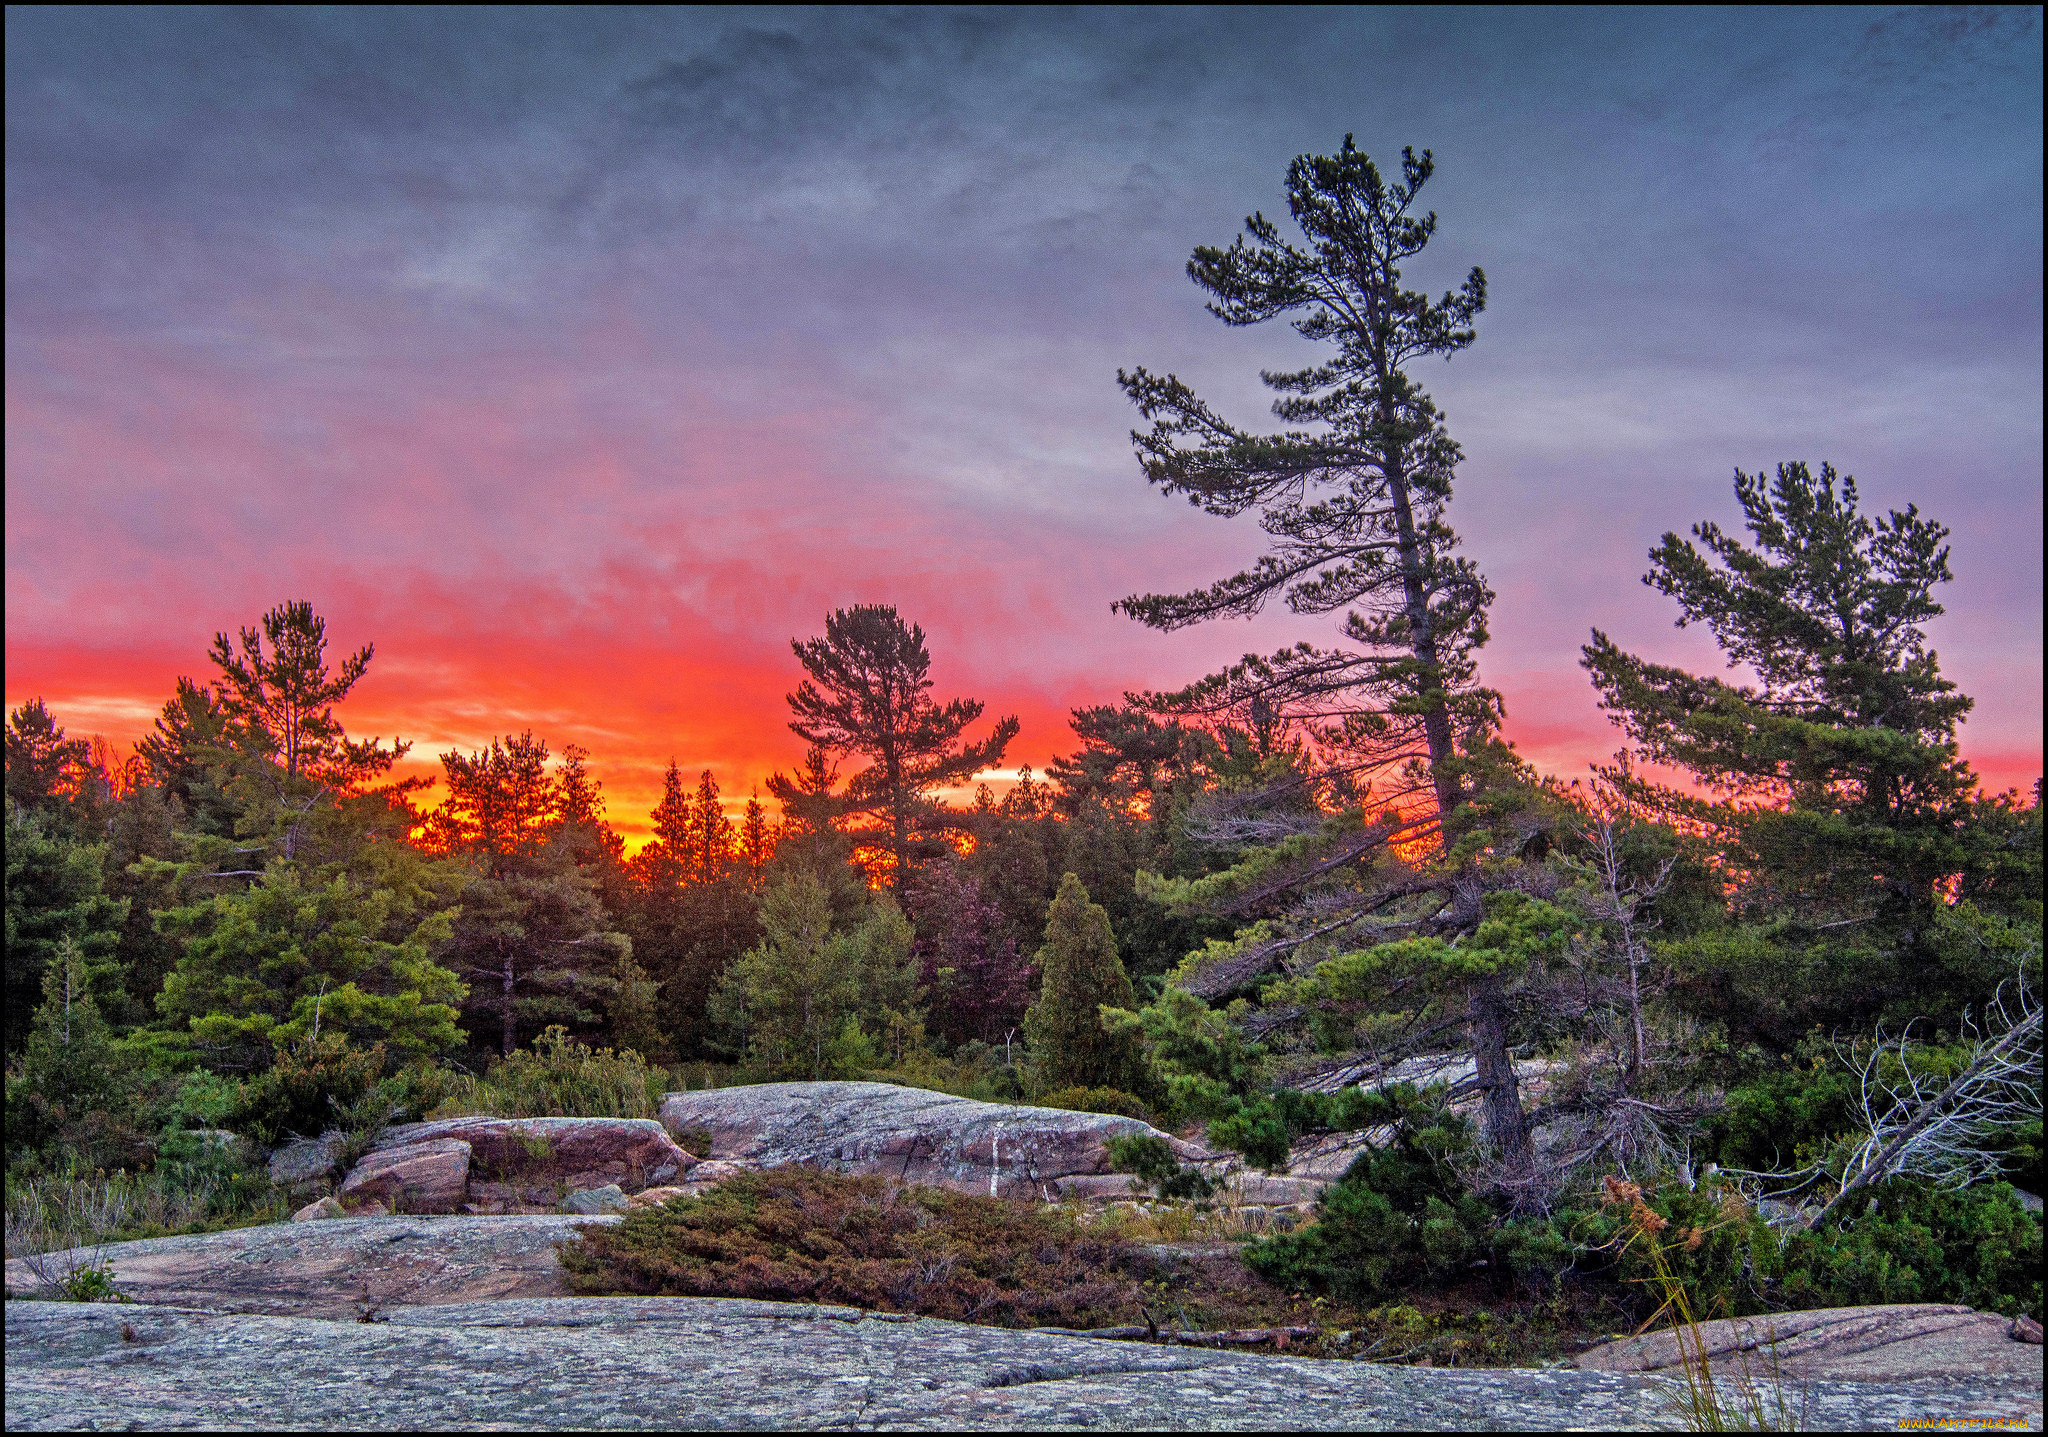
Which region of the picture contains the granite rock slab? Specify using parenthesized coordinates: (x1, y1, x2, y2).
(7, 1296, 2041, 1431)
(268, 1131, 347, 1188)
(1576, 1302, 2045, 1383)
(367, 1116, 694, 1199)
(337, 1136, 472, 1212)
(657, 1081, 1227, 1198)
(2, 1216, 615, 1318)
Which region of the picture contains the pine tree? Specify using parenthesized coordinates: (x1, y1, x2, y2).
(155, 859, 466, 1070)
(1582, 462, 2037, 1037)
(207, 602, 379, 784)
(1108, 140, 1583, 1175)
(172, 601, 419, 865)
(4, 699, 91, 817)
(136, 677, 238, 838)
(768, 605, 1018, 889)
(437, 838, 633, 1058)
(1023, 873, 1141, 1091)
(1115, 137, 1497, 837)
(420, 732, 560, 875)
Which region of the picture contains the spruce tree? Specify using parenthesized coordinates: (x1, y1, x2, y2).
(3, 799, 129, 1055)
(683, 770, 735, 886)
(629, 761, 691, 893)
(710, 870, 919, 1079)
(8, 938, 131, 1160)
(768, 605, 1018, 888)
(554, 743, 626, 868)
(905, 860, 1032, 1048)
(737, 792, 772, 888)
(1023, 872, 1141, 1092)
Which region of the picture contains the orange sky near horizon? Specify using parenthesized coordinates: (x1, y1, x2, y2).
(9, 628, 2039, 858)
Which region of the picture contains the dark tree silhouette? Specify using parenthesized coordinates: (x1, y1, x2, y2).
(769, 605, 1018, 888)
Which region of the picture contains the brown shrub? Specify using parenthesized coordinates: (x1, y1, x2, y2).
(559, 1166, 1155, 1328)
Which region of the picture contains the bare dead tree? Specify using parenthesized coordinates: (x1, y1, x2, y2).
(1721, 965, 2042, 1228)
(1575, 817, 1677, 1087)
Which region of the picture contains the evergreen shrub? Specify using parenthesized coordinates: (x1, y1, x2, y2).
(432, 1025, 669, 1119)
(1243, 1097, 1490, 1303)
(227, 1036, 385, 1148)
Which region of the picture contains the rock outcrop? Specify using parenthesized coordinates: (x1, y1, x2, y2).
(269, 1131, 348, 1189)
(10, 1296, 2041, 1431)
(2, 1216, 614, 1318)
(339, 1136, 473, 1211)
(657, 1082, 1225, 1199)
(309, 1117, 698, 1214)
(1575, 1303, 2045, 1384)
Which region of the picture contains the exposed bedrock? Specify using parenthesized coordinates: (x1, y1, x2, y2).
(2, 1216, 612, 1317)
(8, 1296, 2041, 1432)
(655, 1081, 1228, 1198)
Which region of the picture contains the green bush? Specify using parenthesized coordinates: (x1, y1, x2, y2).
(227, 1036, 386, 1148)
(1242, 1094, 1487, 1303)
(433, 1026, 669, 1119)
(58, 1260, 128, 1303)
(1713, 1037, 2041, 1191)
(1772, 1181, 2042, 1317)
(1105, 1132, 1215, 1200)
(1106, 1133, 1179, 1184)
(376, 1061, 455, 1125)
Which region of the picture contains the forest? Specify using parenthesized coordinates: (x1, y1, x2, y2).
(5, 138, 2040, 1334)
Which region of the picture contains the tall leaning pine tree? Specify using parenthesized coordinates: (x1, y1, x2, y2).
(1121, 139, 1571, 1179)
(1117, 137, 1499, 842)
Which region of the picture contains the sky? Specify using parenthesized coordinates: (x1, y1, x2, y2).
(6, 6, 2042, 849)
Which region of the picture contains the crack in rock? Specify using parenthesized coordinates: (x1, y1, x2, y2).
(982, 1359, 1216, 1389)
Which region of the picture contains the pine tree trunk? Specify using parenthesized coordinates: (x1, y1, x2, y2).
(1466, 976, 1532, 1170)
(1380, 436, 1464, 834)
